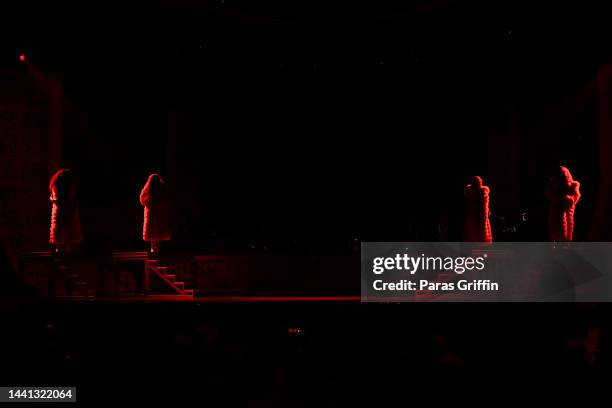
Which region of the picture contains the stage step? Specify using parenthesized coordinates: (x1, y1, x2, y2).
(146, 260, 195, 298)
(112, 251, 148, 261)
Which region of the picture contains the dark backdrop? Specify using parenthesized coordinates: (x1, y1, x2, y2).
(1, 0, 610, 252)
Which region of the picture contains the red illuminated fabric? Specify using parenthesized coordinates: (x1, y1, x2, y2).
(546, 166, 581, 242)
(49, 169, 82, 245)
(464, 176, 493, 243)
(140, 174, 172, 242)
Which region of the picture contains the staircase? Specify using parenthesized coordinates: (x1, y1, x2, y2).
(19, 250, 94, 298)
(145, 259, 195, 298)
(53, 256, 93, 299)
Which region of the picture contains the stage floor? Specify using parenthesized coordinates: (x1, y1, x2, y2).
(46, 295, 362, 303)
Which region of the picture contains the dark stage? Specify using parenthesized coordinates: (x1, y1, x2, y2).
(2, 0, 612, 404)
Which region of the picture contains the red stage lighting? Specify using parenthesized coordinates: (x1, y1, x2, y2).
(19, 54, 26, 62)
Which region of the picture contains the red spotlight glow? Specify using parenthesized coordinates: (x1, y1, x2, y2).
(19, 54, 26, 62)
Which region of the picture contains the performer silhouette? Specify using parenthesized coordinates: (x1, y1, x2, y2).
(546, 166, 581, 242)
(140, 174, 172, 257)
(49, 169, 82, 254)
(463, 176, 493, 243)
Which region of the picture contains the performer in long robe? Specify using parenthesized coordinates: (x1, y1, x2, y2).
(463, 176, 493, 243)
(49, 168, 82, 253)
(140, 173, 172, 257)
(546, 166, 581, 242)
